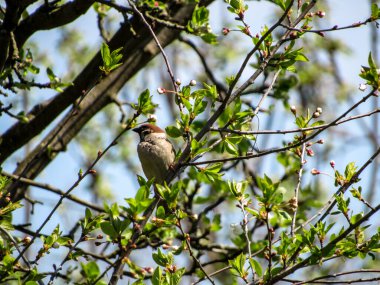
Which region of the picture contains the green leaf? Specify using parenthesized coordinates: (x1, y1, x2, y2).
(100, 221, 117, 239)
(100, 42, 123, 73)
(228, 253, 247, 277)
(368, 52, 377, 70)
(187, 5, 218, 44)
(360, 52, 379, 88)
(193, 100, 208, 116)
(152, 267, 163, 285)
(81, 261, 100, 281)
(182, 97, 192, 112)
(101, 42, 111, 66)
(155, 184, 168, 200)
(311, 120, 325, 127)
(46, 67, 56, 82)
(371, 3, 380, 19)
(133, 89, 157, 115)
(249, 258, 262, 277)
(156, 206, 166, 219)
(344, 162, 358, 181)
(350, 212, 364, 224)
(166, 126, 182, 138)
(210, 214, 222, 232)
(224, 138, 239, 155)
(272, 0, 292, 11)
(226, 75, 236, 87)
(170, 267, 185, 285)
(201, 33, 218, 44)
(135, 184, 150, 202)
(152, 248, 173, 267)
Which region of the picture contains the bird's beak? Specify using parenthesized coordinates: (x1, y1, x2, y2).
(132, 126, 141, 133)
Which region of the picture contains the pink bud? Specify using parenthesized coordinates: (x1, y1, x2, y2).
(157, 87, 166, 94)
(316, 11, 326, 18)
(306, 148, 314, 157)
(222, 28, 230, 35)
(330, 160, 335, 168)
(311, 168, 320, 175)
(317, 31, 325, 37)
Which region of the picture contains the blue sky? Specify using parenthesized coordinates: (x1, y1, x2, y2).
(1, 0, 378, 277)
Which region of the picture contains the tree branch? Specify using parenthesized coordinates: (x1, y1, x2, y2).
(15, 0, 95, 48)
(0, 1, 203, 164)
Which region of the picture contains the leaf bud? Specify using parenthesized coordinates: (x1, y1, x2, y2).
(147, 114, 157, 122)
(311, 168, 320, 175)
(306, 148, 314, 157)
(358, 84, 367, 91)
(222, 28, 230, 35)
(157, 87, 166, 94)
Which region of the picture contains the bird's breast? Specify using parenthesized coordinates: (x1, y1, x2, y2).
(137, 137, 175, 183)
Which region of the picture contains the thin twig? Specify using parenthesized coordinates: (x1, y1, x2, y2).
(287, 277, 380, 284)
(0, 227, 31, 270)
(168, 0, 318, 181)
(126, 0, 180, 107)
(191, 247, 265, 285)
(107, 197, 161, 284)
(291, 143, 306, 237)
(97, 13, 110, 42)
(190, 70, 282, 166)
(210, 108, 380, 135)
(279, 15, 376, 35)
(177, 216, 216, 285)
(283, 269, 380, 284)
(185, 90, 377, 166)
(259, 202, 380, 285)
(48, 235, 86, 284)
(238, 198, 255, 281)
(145, 11, 186, 31)
(226, 0, 296, 96)
(1, 171, 105, 212)
(96, 0, 133, 14)
(286, 146, 380, 265)
(253, 69, 281, 116)
(178, 36, 227, 94)
(13, 113, 140, 265)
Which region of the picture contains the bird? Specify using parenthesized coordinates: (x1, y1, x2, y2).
(133, 124, 176, 184)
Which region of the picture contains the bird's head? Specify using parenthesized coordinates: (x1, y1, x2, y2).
(132, 124, 165, 141)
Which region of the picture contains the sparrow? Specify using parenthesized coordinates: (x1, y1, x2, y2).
(133, 124, 176, 184)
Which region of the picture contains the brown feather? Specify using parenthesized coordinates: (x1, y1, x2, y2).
(142, 124, 165, 133)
